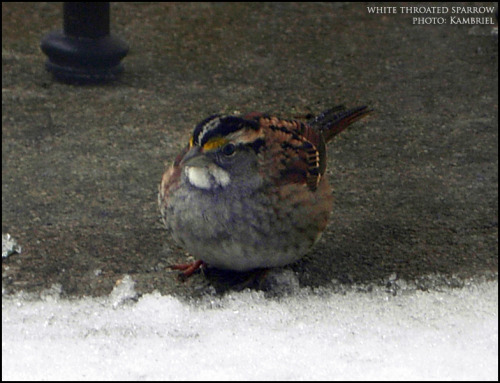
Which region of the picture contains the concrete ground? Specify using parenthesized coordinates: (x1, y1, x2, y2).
(2, 3, 498, 297)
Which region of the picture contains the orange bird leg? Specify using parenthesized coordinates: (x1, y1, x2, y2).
(169, 260, 205, 278)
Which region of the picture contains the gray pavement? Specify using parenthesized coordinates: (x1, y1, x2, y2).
(2, 3, 498, 297)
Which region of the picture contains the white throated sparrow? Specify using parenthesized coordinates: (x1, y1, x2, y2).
(159, 106, 370, 277)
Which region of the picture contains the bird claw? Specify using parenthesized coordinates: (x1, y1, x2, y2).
(168, 260, 205, 279)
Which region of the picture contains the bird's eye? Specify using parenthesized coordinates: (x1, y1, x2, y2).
(221, 143, 236, 156)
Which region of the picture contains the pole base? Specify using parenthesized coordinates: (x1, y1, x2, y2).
(40, 30, 129, 84)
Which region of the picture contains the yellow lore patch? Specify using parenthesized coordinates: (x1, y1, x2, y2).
(202, 137, 229, 151)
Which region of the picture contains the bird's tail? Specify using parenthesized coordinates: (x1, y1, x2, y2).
(309, 105, 371, 143)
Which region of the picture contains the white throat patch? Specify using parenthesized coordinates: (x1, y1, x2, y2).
(186, 165, 230, 190)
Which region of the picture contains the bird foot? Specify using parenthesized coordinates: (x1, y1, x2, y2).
(168, 260, 205, 279)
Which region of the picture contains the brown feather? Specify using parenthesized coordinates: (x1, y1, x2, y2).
(246, 106, 370, 191)
(254, 116, 325, 191)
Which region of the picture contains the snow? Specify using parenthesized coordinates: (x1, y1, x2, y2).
(2, 273, 498, 381)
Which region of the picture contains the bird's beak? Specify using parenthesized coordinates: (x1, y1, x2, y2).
(180, 146, 212, 168)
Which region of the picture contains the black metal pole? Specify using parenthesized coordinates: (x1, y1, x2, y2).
(40, 2, 129, 84)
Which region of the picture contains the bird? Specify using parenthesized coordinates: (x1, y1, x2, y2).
(159, 105, 370, 277)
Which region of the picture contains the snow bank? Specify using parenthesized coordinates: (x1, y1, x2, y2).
(2, 274, 498, 380)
